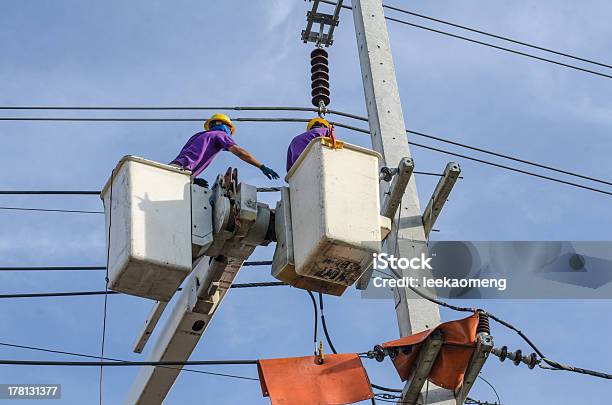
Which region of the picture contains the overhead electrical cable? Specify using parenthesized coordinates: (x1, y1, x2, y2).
(0, 342, 258, 381)
(0, 206, 103, 214)
(317, 0, 612, 80)
(406, 129, 612, 187)
(318, 293, 338, 355)
(381, 3, 612, 71)
(385, 17, 612, 81)
(0, 359, 259, 366)
(98, 171, 114, 405)
(2, 114, 609, 195)
(391, 199, 612, 381)
(477, 375, 501, 405)
(409, 141, 612, 197)
(0, 261, 272, 272)
(0, 266, 106, 271)
(0, 190, 100, 195)
(0, 188, 277, 195)
(402, 267, 612, 380)
(0, 283, 287, 299)
(306, 291, 319, 354)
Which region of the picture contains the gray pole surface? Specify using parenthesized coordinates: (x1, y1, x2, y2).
(350, 1, 455, 403)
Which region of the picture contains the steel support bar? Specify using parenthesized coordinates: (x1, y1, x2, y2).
(422, 162, 461, 237)
(302, 0, 343, 46)
(454, 333, 494, 405)
(326, 0, 344, 40)
(356, 157, 414, 290)
(303, 0, 320, 38)
(133, 301, 168, 354)
(402, 331, 444, 404)
(351, 1, 454, 403)
(382, 157, 415, 220)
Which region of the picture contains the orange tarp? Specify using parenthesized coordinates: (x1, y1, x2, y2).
(382, 313, 479, 390)
(258, 354, 374, 405)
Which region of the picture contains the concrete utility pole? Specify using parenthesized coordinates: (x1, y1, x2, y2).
(350, 1, 455, 403)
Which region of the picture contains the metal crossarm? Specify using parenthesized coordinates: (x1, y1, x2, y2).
(301, 0, 344, 46)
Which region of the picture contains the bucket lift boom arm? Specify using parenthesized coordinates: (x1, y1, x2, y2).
(126, 171, 273, 405)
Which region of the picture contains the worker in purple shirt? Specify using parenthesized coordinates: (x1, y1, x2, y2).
(171, 113, 279, 187)
(286, 117, 332, 172)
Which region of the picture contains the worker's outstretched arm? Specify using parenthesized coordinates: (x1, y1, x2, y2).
(228, 145, 280, 179)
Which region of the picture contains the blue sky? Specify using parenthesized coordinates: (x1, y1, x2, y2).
(1, 0, 611, 403)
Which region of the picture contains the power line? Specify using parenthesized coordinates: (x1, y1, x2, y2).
(403, 280, 612, 380)
(3, 112, 611, 190)
(2, 114, 611, 196)
(0, 291, 121, 298)
(465, 398, 501, 405)
(318, 293, 337, 355)
(2, 116, 611, 198)
(314, 292, 401, 398)
(410, 141, 612, 197)
(477, 375, 501, 405)
(407, 129, 612, 187)
(0, 342, 259, 381)
(0, 171, 455, 219)
(338, 120, 612, 197)
(0, 171, 446, 201)
(0, 359, 258, 366)
(392, 200, 612, 382)
(0, 106, 318, 112)
(371, 384, 402, 393)
(0, 188, 275, 195)
(0, 266, 106, 271)
(241, 260, 273, 267)
(0, 105, 367, 124)
(0, 261, 272, 271)
(0, 283, 287, 299)
(0, 105, 351, 120)
(98, 175, 114, 405)
(306, 291, 318, 354)
(386, 17, 612, 80)
(225, 281, 286, 288)
(382, 3, 612, 71)
(3, 110, 609, 188)
(0, 206, 103, 214)
(0, 190, 100, 195)
(318, 0, 612, 80)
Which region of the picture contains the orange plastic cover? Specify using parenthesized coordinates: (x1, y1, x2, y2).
(258, 354, 374, 405)
(382, 313, 479, 390)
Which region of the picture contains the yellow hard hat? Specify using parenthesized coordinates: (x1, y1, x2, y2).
(204, 113, 235, 135)
(307, 117, 330, 131)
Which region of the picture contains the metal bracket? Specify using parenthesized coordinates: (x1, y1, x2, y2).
(402, 330, 444, 404)
(422, 162, 461, 238)
(301, 0, 344, 47)
(455, 333, 494, 404)
(355, 157, 413, 290)
(132, 301, 168, 354)
(191, 185, 213, 249)
(381, 157, 414, 219)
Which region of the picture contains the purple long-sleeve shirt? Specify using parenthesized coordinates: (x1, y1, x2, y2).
(171, 130, 236, 177)
(286, 127, 329, 172)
